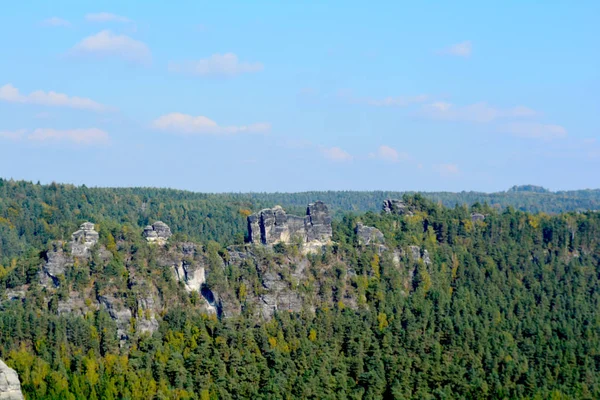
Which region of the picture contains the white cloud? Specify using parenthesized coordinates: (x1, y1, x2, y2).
(439, 41, 472, 57)
(71, 30, 151, 64)
(501, 123, 567, 140)
(28, 128, 110, 145)
(320, 146, 353, 162)
(169, 53, 263, 77)
(434, 163, 460, 177)
(339, 90, 428, 107)
(0, 129, 26, 140)
(85, 12, 131, 23)
(41, 17, 71, 27)
(152, 113, 270, 135)
(0, 84, 108, 112)
(420, 102, 538, 123)
(369, 145, 411, 163)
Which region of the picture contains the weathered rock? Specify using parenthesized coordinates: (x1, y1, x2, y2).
(173, 262, 206, 293)
(40, 242, 71, 287)
(0, 359, 24, 400)
(98, 295, 132, 341)
(355, 223, 385, 246)
(408, 245, 431, 265)
(71, 222, 99, 258)
(247, 201, 332, 250)
(471, 212, 485, 222)
(143, 221, 172, 245)
(258, 272, 303, 319)
(383, 199, 412, 215)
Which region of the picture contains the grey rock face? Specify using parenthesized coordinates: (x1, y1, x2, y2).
(71, 222, 99, 258)
(355, 223, 385, 246)
(98, 295, 132, 341)
(173, 261, 206, 293)
(40, 242, 71, 287)
(0, 359, 24, 400)
(383, 199, 412, 215)
(143, 221, 172, 245)
(258, 272, 303, 319)
(471, 213, 485, 222)
(248, 201, 332, 249)
(408, 245, 431, 265)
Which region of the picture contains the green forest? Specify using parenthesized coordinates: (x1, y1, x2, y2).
(0, 179, 599, 399)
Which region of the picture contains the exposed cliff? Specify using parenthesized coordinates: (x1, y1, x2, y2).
(0, 359, 24, 400)
(143, 221, 172, 245)
(247, 201, 332, 251)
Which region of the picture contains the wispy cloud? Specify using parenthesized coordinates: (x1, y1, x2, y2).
(28, 128, 110, 145)
(41, 17, 71, 27)
(169, 53, 263, 77)
(419, 102, 538, 123)
(0, 128, 109, 145)
(320, 146, 353, 162)
(152, 113, 270, 135)
(339, 90, 428, 107)
(433, 163, 460, 177)
(71, 30, 151, 64)
(439, 41, 472, 57)
(0, 84, 109, 112)
(85, 12, 131, 23)
(500, 123, 568, 140)
(369, 145, 411, 163)
(0, 129, 26, 141)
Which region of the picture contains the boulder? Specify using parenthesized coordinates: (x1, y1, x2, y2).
(143, 221, 172, 245)
(355, 223, 385, 246)
(71, 222, 99, 257)
(0, 359, 24, 400)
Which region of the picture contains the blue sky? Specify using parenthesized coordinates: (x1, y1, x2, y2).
(0, 1, 598, 192)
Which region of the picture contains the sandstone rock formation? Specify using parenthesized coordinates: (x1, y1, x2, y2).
(143, 221, 172, 245)
(471, 212, 485, 222)
(247, 201, 332, 250)
(383, 199, 412, 215)
(408, 245, 431, 265)
(355, 223, 385, 246)
(40, 241, 70, 287)
(71, 222, 99, 257)
(0, 359, 24, 400)
(98, 295, 132, 341)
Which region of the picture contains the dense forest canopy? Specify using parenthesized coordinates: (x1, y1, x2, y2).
(1, 178, 599, 263)
(0, 178, 599, 399)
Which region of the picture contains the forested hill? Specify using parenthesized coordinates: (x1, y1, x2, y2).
(0, 184, 599, 398)
(1, 178, 599, 262)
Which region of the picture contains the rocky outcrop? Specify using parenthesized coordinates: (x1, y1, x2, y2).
(0, 359, 24, 400)
(355, 223, 385, 246)
(383, 199, 412, 215)
(247, 201, 332, 250)
(471, 213, 485, 222)
(71, 222, 99, 257)
(40, 223, 100, 287)
(257, 271, 303, 319)
(40, 242, 71, 287)
(173, 262, 206, 293)
(98, 295, 132, 341)
(143, 221, 172, 245)
(408, 245, 431, 265)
